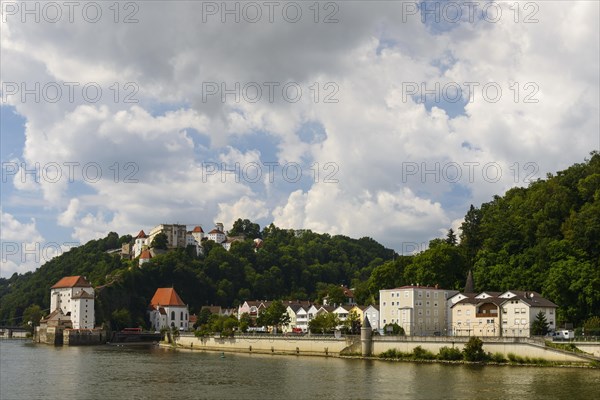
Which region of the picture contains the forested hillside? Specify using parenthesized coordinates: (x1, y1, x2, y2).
(0, 226, 392, 328)
(359, 152, 600, 324)
(1, 152, 598, 329)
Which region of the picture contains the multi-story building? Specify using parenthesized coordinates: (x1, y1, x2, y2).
(132, 230, 149, 258)
(186, 226, 204, 255)
(49, 276, 95, 329)
(450, 292, 502, 337)
(498, 291, 557, 337)
(362, 305, 380, 332)
(207, 223, 226, 243)
(148, 224, 187, 249)
(148, 287, 190, 331)
(379, 285, 458, 336)
(450, 290, 557, 337)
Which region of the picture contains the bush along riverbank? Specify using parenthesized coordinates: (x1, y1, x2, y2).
(368, 338, 599, 368)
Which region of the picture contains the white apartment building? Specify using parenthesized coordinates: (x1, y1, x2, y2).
(498, 291, 557, 337)
(379, 286, 458, 336)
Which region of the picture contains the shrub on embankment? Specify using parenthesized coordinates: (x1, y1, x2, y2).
(378, 337, 579, 366)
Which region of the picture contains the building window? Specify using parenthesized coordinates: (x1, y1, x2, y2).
(391, 302, 395, 306)
(434, 310, 438, 316)
(434, 292, 439, 299)
(405, 291, 409, 298)
(181, 311, 184, 320)
(418, 291, 423, 298)
(171, 311, 175, 320)
(383, 302, 386, 306)
(466, 310, 471, 316)
(457, 310, 462, 316)
(426, 292, 430, 298)
(426, 310, 430, 316)
(550, 309, 554, 314)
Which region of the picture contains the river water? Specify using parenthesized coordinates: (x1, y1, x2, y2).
(1, 340, 599, 400)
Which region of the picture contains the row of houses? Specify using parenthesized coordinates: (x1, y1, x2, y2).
(38, 276, 558, 339)
(379, 285, 557, 337)
(237, 299, 380, 333)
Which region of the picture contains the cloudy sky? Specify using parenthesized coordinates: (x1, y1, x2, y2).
(1, 1, 599, 277)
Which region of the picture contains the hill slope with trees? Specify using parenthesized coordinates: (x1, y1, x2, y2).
(359, 152, 600, 325)
(1, 152, 598, 329)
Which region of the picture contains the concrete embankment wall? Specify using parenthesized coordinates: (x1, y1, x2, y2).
(63, 329, 107, 345)
(35, 326, 63, 345)
(572, 343, 600, 357)
(372, 336, 595, 363)
(34, 327, 107, 346)
(176, 334, 356, 356)
(175, 335, 596, 363)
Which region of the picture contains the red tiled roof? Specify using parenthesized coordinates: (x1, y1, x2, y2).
(140, 249, 152, 259)
(150, 288, 186, 307)
(136, 230, 147, 239)
(208, 229, 223, 234)
(193, 226, 204, 233)
(51, 276, 92, 289)
(189, 314, 198, 323)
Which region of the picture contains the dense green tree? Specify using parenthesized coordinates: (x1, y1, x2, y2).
(459, 205, 483, 267)
(462, 337, 487, 361)
(197, 308, 212, 327)
(582, 316, 600, 336)
(239, 312, 252, 332)
(151, 233, 168, 250)
(383, 323, 405, 335)
(228, 218, 261, 239)
(531, 311, 550, 335)
(111, 308, 132, 331)
(323, 285, 345, 305)
(257, 300, 290, 332)
(22, 304, 43, 332)
(446, 229, 457, 245)
(308, 312, 339, 334)
(344, 310, 361, 334)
